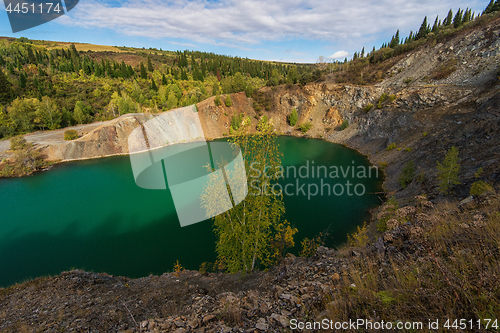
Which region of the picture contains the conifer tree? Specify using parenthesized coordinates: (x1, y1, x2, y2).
(140, 62, 147, 79)
(151, 79, 157, 91)
(147, 56, 153, 72)
(162, 73, 168, 85)
(0, 69, 13, 104)
(453, 9, 463, 28)
(444, 9, 453, 26)
(432, 16, 439, 32)
(416, 16, 430, 40)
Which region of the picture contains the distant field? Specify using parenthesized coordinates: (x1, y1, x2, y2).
(48, 42, 128, 53)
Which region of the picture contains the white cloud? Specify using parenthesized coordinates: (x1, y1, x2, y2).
(329, 50, 349, 59)
(59, 0, 487, 52)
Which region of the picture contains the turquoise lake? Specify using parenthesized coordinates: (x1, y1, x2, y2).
(0, 136, 383, 287)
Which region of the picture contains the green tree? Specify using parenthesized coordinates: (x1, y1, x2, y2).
(140, 62, 147, 79)
(73, 101, 88, 124)
(151, 79, 158, 91)
(201, 117, 295, 272)
(212, 82, 219, 96)
(35, 96, 61, 130)
(7, 98, 39, 133)
(167, 91, 178, 109)
(416, 16, 430, 40)
(225, 94, 232, 107)
(288, 108, 298, 126)
(0, 69, 13, 104)
(453, 9, 463, 28)
(214, 93, 222, 106)
(444, 9, 453, 26)
(437, 146, 461, 194)
(147, 56, 153, 72)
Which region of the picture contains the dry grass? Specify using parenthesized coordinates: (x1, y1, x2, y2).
(431, 58, 458, 80)
(320, 195, 500, 332)
(47, 42, 128, 53)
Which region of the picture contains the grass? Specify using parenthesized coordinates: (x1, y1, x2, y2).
(432, 58, 458, 80)
(299, 122, 313, 133)
(319, 194, 500, 330)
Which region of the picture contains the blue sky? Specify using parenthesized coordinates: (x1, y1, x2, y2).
(0, 0, 489, 63)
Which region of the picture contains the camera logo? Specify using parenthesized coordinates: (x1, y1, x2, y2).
(3, 0, 79, 33)
(128, 105, 248, 227)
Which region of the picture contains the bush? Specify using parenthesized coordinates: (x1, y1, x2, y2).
(64, 129, 79, 141)
(398, 160, 415, 189)
(10, 135, 27, 151)
(404, 77, 413, 84)
(378, 93, 388, 103)
(386, 142, 397, 151)
(431, 58, 458, 80)
(340, 120, 349, 130)
(230, 113, 244, 131)
(389, 94, 396, 102)
(363, 103, 374, 112)
(299, 122, 313, 133)
(214, 94, 221, 106)
(289, 108, 298, 126)
(470, 181, 494, 196)
(225, 95, 232, 107)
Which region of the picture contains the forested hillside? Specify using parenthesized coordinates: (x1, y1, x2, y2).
(0, 39, 314, 139)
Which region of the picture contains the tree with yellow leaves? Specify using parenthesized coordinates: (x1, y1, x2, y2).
(201, 116, 296, 273)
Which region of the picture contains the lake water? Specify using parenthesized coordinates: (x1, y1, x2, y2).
(0, 136, 383, 287)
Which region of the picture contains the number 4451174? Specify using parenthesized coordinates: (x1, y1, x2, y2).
(444, 319, 498, 330)
(5, 2, 62, 14)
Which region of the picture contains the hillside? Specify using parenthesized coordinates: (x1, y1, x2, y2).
(1, 10, 500, 333)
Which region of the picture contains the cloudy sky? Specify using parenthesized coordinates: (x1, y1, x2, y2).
(0, 0, 488, 63)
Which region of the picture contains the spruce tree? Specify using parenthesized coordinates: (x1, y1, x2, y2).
(453, 9, 463, 28)
(19, 71, 27, 88)
(444, 9, 453, 26)
(140, 62, 147, 79)
(432, 16, 439, 32)
(0, 69, 13, 104)
(416, 16, 430, 40)
(147, 56, 153, 72)
(484, 0, 495, 14)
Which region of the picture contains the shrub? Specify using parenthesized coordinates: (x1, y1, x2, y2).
(378, 93, 388, 103)
(389, 94, 396, 102)
(289, 108, 298, 126)
(225, 95, 232, 107)
(386, 142, 397, 151)
(470, 181, 493, 196)
(347, 222, 369, 247)
(340, 120, 349, 130)
(404, 77, 413, 84)
(10, 135, 27, 150)
(299, 122, 313, 133)
(363, 103, 374, 112)
(214, 94, 221, 106)
(64, 129, 79, 141)
(230, 113, 244, 131)
(431, 58, 458, 80)
(437, 146, 461, 194)
(398, 160, 415, 189)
